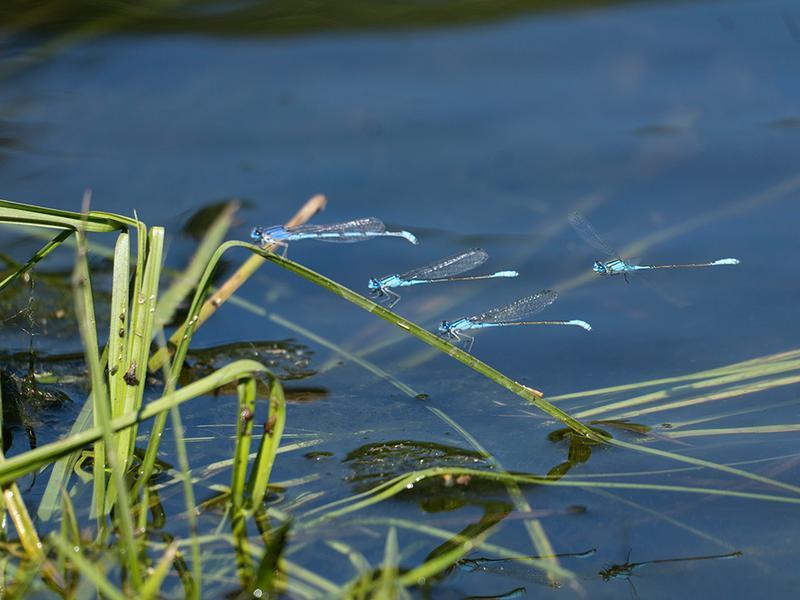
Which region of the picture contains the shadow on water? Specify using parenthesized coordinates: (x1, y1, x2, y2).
(546, 419, 650, 479)
(449, 547, 742, 597)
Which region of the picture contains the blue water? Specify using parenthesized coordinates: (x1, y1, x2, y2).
(2, 0, 800, 597)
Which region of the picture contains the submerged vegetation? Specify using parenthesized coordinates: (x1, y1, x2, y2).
(0, 194, 797, 597)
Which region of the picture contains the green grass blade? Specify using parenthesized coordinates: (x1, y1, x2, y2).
(167, 403, 201, 600)
(108, 232, 130, 439)
(0, 360, 270, 485)
(73, 229, 142, 588)
(232, 377, 257, 515)
(49, 534, 126, 600)
(0, 228, 72, 292)
(118, 227, 164, 461)
(269, 312, 419, 398)
(375, 527, 401, 599)
(153, 201, 236, 330)
(252, 521, 291, 598)
(0, 199, 131, 232)
(665, 424, 800, 438)
(37, 393, 94, 521)
(140, 543, 178, 600)
(245, 377, 286, 508)
(72, 230, 108, 523)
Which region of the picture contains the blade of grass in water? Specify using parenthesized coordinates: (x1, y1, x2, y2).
(49, 534, 126, 600)
(301, 467, 800, 529)
(73, 226, 142, 588)
(166, 401, 201, 600)
(0, 360, 271, 487)
(428, 406, 571, 589)
(375, 527, 403, 599)
(245, 377, 286, 509)
(549, 349, 800, 403)
(140, 543, 178, 600)
(269, 312, 420, 398)
(0, 229, 72, 292)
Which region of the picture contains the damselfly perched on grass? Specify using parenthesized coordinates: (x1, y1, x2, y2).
(251, 217, 418, 251)
(368, 248, 518, 308)
(438, 290, 591, 351)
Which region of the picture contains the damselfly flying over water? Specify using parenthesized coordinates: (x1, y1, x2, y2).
(368, 248, 519, 308)
(251, 217, 418, 251)
(568, 211, 740, 282)
(438, 290, 591, 351)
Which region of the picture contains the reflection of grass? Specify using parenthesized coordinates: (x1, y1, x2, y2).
(0, 0, 641, 82)
(3, 0, 639, 36)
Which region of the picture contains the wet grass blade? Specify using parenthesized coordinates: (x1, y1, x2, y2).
(231, 377, 257, 587)
(301, 466, 800, 532)
(59, 489, 81, 589)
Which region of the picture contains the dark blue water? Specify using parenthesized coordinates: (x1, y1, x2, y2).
(2, 0, 800, 597)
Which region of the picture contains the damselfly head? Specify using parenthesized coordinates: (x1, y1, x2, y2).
(367, 278, 381, 291)
(438, 321, 451, 333)
(592, 260, 608, 275)
(250, 226, 266, 242)
(251, 225, 283, 246)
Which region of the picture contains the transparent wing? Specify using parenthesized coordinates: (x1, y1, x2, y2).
(399, 248, 488, 281)
(470, 290, 558, 324)
(285, 217, 386, 239)
(568, 211, 621, 259)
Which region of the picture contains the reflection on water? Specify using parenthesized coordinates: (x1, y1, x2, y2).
(344, 439, 489, 495)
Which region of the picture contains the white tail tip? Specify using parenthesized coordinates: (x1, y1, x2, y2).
(567, 320, 592, 331)
(492, 270, 519, 278)
(399, 231, 419, 244)
(712, 258, 740, 265)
